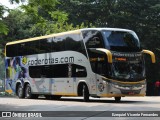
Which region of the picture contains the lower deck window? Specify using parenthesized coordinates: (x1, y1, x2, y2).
(29, 64, 68, 78)
(29, 64, 87, 78)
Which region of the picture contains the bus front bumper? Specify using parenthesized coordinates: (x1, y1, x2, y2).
(100, 80, 146, 97)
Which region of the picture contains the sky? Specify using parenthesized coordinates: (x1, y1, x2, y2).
(0, 0, 25, 16)
(0, 0, 20, 9)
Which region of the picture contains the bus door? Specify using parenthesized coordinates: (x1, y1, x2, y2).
(95, 60, 108, 95)
(54, 64, 75, 95)
(64, 64, 74, 95)
(53, 78, 67, 95)
(65, 64, 74, 95)
(54, 63, 88, 96)
(29, 65, 52, 93)
(52, 64, 68, 95)
(69, 64, 87, 95)
(39, 66, 54, 94)
(89, 51, 109, 95)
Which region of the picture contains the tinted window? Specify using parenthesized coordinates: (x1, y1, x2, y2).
(27, 40, 40, 55)
(103, 31, 141, 52)
(29, 66, 42, 78)
(17, 40, 40, 56)
(17, 43, 27, 56)
(65, 35, 83, 50)
(52, 34, 87, 56)
(71, 64, 87, 77)
(6, 33, 87, 57)
(39, 38, 52, 53)
(29, 64, 68, 78)
(87, 49, 110, 77)
(52, 36, 66, 52)
(29, 64, 87, 78)
(6, 44, 17, 57)
(83, 30, 104, 48)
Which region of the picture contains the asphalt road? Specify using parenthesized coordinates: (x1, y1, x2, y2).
(0, 96, 160, 120)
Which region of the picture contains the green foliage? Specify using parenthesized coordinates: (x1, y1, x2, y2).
(0, 21, 9, 35)
(18, 0, 87, 36)
(9, 0, 25, 4)
(0, 4, 9, 35)
(0, 49, 5, 80)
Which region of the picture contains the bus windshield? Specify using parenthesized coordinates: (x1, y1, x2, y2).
(111, 61, 145, 82)
(102, 30, 141, 52)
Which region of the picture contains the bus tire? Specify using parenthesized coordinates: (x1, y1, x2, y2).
(17, 84, 25, 99)
(25, 84, 33, 99)
(83, 84, 89, 102)
(115, 97, 121, 102)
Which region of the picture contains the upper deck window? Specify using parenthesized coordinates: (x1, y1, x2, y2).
(6, 33, 86, 57)
(102, 31, 141, 52)
(83, 30, 104, 48)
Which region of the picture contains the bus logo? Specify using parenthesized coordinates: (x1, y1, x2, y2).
(2, 112, 11, 117)
(98, 83, 104, 92)
(22, 57, 27, 65)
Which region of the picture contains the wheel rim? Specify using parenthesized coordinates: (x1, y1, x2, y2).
(26, 87, 31, 98)
(18, 87, 22, 97)
(83, 85, 85, 97)
(82, 85, 89, 101)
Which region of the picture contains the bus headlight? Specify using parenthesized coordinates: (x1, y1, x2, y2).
(111, 82, 145, 90)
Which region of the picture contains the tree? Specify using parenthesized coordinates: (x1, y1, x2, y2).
(57, 0, 117, 27)
(9, 0, 25, 4)
(17, 0, 86, 36)
(0, 4, 8, 35)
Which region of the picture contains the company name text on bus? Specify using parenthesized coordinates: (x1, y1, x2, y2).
(28, 56, 74, 66)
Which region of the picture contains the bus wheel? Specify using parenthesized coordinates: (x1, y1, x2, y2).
(115, 97, 121, 102)
(17, 84, 25, 98)
(83, 84, 89, 102)
(25, 84, 33, 99)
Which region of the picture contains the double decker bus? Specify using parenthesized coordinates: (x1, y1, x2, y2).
(5, 28, 155, 102)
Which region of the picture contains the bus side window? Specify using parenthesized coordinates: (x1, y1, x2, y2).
(52, 36, 65, 52)
(26, 41, 40, 55)
(17, 43, 28, 56)
(29, 64, 68, 78)
(52, 64, 68, 78)
(83, 31, 104, 48)
(65, 34, 86, 53)
(71, 64, 87, 77)
(16, 40, 40, 56)
(39, 39, 52, 53)
(87, 50, 109, 77)
(6, 44, 18, 57)
(29, 66, 42, 78)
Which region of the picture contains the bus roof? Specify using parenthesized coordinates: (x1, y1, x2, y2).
(6, 28, 133, 45)
(6, 29, 81, 45)
(81, 28, 133, 32)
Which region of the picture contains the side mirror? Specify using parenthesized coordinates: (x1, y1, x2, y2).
(142, 50, 156, 63)
(89, 48, 112, 63)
